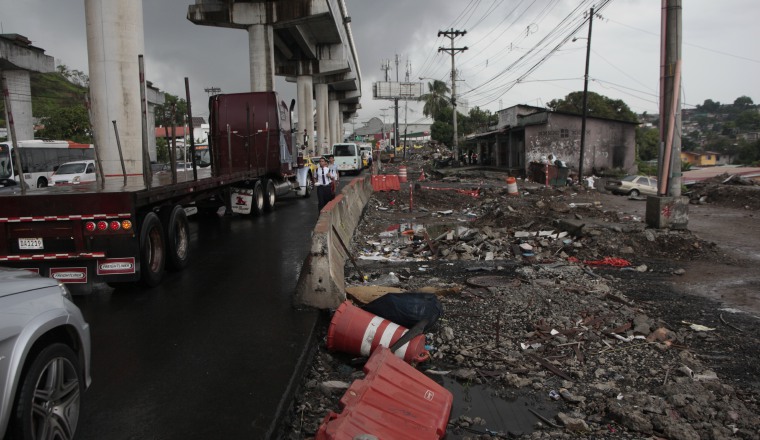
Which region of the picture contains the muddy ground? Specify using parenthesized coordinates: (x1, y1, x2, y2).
(280, 160, 760, 439)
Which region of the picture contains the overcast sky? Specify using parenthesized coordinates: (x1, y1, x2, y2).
(2, 0, 758, 130)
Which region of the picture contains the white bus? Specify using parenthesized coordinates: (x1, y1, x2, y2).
(331, 142, 363, 175)
(0, 140, 94, 188)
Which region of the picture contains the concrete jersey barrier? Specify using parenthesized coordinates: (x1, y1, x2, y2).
(295, 173, 373, 309)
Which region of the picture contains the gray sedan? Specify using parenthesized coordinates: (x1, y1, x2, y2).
(0, 267, 91, 440)
(604, 175, 659, 197)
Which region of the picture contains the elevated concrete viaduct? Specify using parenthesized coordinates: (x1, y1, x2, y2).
(0, 34, 55, 143)
(187, 0, 362, 156)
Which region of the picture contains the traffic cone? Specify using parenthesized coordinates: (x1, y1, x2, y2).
(419, 170, 426, 181)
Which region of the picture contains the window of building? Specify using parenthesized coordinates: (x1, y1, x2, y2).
(560, 129, 569, 138)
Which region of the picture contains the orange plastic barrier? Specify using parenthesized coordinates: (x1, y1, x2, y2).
(316, 346, 453, 440)
(371, 174, 401, 192)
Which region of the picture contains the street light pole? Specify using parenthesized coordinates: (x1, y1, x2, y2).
(578, 7, 593, 183)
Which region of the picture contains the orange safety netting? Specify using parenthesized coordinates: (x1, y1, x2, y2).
(568, 256, 632, 267)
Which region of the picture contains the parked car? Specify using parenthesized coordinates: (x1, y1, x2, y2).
(50, 160, 96, 185)
(605, 175, 659, 197)
(0, 267, 91, 439)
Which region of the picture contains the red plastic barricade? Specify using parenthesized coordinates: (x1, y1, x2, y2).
(316, 346, 453, 440)
(371, 174, 401, 192)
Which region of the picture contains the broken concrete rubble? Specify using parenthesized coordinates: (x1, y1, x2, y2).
(281, 164, 760, 439)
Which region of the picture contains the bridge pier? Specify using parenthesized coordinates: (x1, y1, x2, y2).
(248, 23, 275, 92)
(315, 83, 329, 156)
(329, 98, 340, 145)
(0, 34, 55, 142)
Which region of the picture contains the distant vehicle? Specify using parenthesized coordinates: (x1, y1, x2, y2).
(0, 267, 91, 439)
(332, 143, 363, 175)
(358, 145, 372, 169)
(50, 159, 97, 186)
(605, 175, 659, 197)
(0, 140, 94, 188)
(303, 156, 319, 175)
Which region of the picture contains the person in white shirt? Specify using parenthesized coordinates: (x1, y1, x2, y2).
(315, 156, 336, 211)
(328, 155, 339, 193)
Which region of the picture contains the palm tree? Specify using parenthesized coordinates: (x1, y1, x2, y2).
(420, 80, 451, 120)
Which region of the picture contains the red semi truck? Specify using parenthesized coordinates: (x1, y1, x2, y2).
(0, 91, 313, 287)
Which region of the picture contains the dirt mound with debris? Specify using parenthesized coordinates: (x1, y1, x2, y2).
(280, 166, 760, 439)
(686, 174, 760, 211)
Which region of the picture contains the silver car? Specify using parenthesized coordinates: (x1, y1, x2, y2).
(0, 267, 91, 439)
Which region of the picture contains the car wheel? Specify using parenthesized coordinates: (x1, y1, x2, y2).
(629, 189, 640, 197)
(139, 212, 166, 287)
(36, 177, 48, 188)
(11, 343, 84, 440)
(160, 205, 190, 271)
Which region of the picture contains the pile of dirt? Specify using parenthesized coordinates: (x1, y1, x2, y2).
(686, 174, 760, 211)
(280, 164, 760, 439)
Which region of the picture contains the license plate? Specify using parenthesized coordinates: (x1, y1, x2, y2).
(19, 238, 44, 250)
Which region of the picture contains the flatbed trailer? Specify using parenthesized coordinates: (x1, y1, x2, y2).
(0, 91, 313, 287)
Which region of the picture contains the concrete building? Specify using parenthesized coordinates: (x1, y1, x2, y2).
(464, 105, 638, 177)
(352, 117, 430, 145)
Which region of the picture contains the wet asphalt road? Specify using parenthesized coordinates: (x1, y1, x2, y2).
(72, 192, 322, 439)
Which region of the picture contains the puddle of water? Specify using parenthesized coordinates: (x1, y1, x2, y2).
(437, 376, 560, 438)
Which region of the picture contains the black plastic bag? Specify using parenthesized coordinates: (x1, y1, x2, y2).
(362, 292, 442, 332)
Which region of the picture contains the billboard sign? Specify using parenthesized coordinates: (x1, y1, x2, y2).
(373, 82, 424, 99)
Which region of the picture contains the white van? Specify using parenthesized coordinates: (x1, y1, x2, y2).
(332, 143, 363, 175)
(50, 160, 97, 185)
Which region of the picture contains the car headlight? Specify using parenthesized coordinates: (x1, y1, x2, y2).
(58, 282, 73, 301)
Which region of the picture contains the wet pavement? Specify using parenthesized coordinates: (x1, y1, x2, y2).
(73, 193, 322, 439)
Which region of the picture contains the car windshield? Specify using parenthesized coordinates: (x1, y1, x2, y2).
(57, 163, 87, 174)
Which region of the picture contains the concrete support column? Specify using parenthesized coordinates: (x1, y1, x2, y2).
(296, 75, 314, 155)
(477, 142, 483, 165)
(315, 83, 329, 156)
(329, 99, 340, 145)
(85, 0, 145, 178)
(2, 70, 33, 142)
(248, 24, 275, 92)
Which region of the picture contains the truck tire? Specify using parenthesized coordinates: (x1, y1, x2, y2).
(263, 179, 276, 212)
(160, 205, 190, 271)
(139, 212, 166, 287)
(251, 181, 265, 216)
(303, 172, 313, 198)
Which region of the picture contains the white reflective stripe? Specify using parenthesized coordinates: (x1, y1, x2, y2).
(360, 316, 385, 356)
(392, 329, 410, 359)
(378, 323, 400, 349)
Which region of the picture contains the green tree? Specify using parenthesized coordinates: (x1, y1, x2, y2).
(419, 80, 450, 120)
(36, 105, 92, 143)
(546, 91, 638, 122)
(154, 93, 188, 127)
(733, 95, 754, 110)
(736, 109, 760, 131)
(696, 99, 721, 113)
(636, 126, 660, 161)
(430, 120, 453, 147)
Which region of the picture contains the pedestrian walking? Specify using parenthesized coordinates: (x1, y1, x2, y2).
(315, 156, 336, 212)
(328, 155, 339, 194)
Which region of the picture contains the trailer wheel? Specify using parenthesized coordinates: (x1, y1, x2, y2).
(251, 180, 265, 216)
(160, 205, 190, 271)
(263, 179, 276, 212)
(139, 212, 166, 287)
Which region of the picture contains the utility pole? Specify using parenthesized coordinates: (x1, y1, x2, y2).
(394, 54, 400, 151)
(403, 60, 411, 159)
(578, 8, 593, 183)
(658, 0, 682, 197)
(438, 29, 467, 164)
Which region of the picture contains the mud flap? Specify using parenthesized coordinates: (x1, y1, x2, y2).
(231, 187, 253, 215)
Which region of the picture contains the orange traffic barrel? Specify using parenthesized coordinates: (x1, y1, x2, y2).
(398, 165, 408, 183)
(327, 301, 429, 363)
(506, 176, 519, 195)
